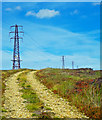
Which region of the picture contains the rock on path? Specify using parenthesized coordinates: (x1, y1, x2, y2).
(27, 71, 89, 118)
(3, 72, 33, 118)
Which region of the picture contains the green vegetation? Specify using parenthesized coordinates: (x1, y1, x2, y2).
(45, 107, 52, 110)
(32, 113, 38, 117)
(35, 68, 102, 119)
(2, 109, 7, 112)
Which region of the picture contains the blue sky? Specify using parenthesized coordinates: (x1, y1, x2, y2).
(1, 2, 100, 70)
(2, 0, 102, 2)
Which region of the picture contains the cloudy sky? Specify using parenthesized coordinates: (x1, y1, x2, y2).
(1, 1, 100, 70)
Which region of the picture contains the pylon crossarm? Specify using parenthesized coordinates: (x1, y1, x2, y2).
(11, 60, 22, 61)
(10, 37, 23, 40)
(10, 37, 15, 39)
(10, 31, 24, 33)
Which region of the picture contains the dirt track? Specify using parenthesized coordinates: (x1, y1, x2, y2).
(27, 71, 89, 118)
(2, 70, 89, 118)
(2, 71, 32, 118)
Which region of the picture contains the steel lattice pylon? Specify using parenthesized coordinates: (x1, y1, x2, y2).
(10, 24, 24, 69)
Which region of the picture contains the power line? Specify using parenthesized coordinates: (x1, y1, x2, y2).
(24, 31, 42, 50)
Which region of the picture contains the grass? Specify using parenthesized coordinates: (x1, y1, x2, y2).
(2, 109, 7, 112)
(45, 107, 52, 110)
(35, 68, 102, 119)
(32, 113, 38, 117)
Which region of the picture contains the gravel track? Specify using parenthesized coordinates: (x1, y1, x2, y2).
(2, 71, 33, 118)
(2, 70, 89, 118)
(27, 71, 89, 118)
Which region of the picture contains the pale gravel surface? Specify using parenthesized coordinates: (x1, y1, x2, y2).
(27, 71, 89, 118)
(2, 70, 89, 118)
(2, 71, 33, 118)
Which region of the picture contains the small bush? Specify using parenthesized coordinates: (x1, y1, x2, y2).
(45, 107, 52, 110)
(26, 85, 31, 88)
(2, 109, 7, 112)
(32, 113, 38, 116)
(26, 103, 40, 111)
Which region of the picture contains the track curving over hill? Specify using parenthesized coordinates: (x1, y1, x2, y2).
(2, 70, 89, 118)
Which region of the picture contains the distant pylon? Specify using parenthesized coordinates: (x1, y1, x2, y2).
(9, 24, 24, 69)
(72, 61, 74, 69)
(62, 56, 65, 69)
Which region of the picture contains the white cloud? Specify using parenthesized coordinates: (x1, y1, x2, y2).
(15, 6, 21, 10)
(35, 9, 60, 18)
(25, 11, 35, 16)
(5, 8, 12, 11)
(25, 9, 60, 18)
(70, 9, 79, 15)
(92, 2, 100, 6)
(5, 6, 21, 12)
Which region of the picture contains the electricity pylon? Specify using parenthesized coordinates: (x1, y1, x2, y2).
(62, 56, 65, 69)
(9, 24, 24, 69)
(72, 61, 74, 69)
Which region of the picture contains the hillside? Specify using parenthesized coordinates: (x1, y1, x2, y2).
(35, 68, 102, 118)
(1, 68, 102, 119)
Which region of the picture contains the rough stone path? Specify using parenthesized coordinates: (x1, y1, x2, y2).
(3, 71, 33, 118)
(27, 71, 89, 118)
